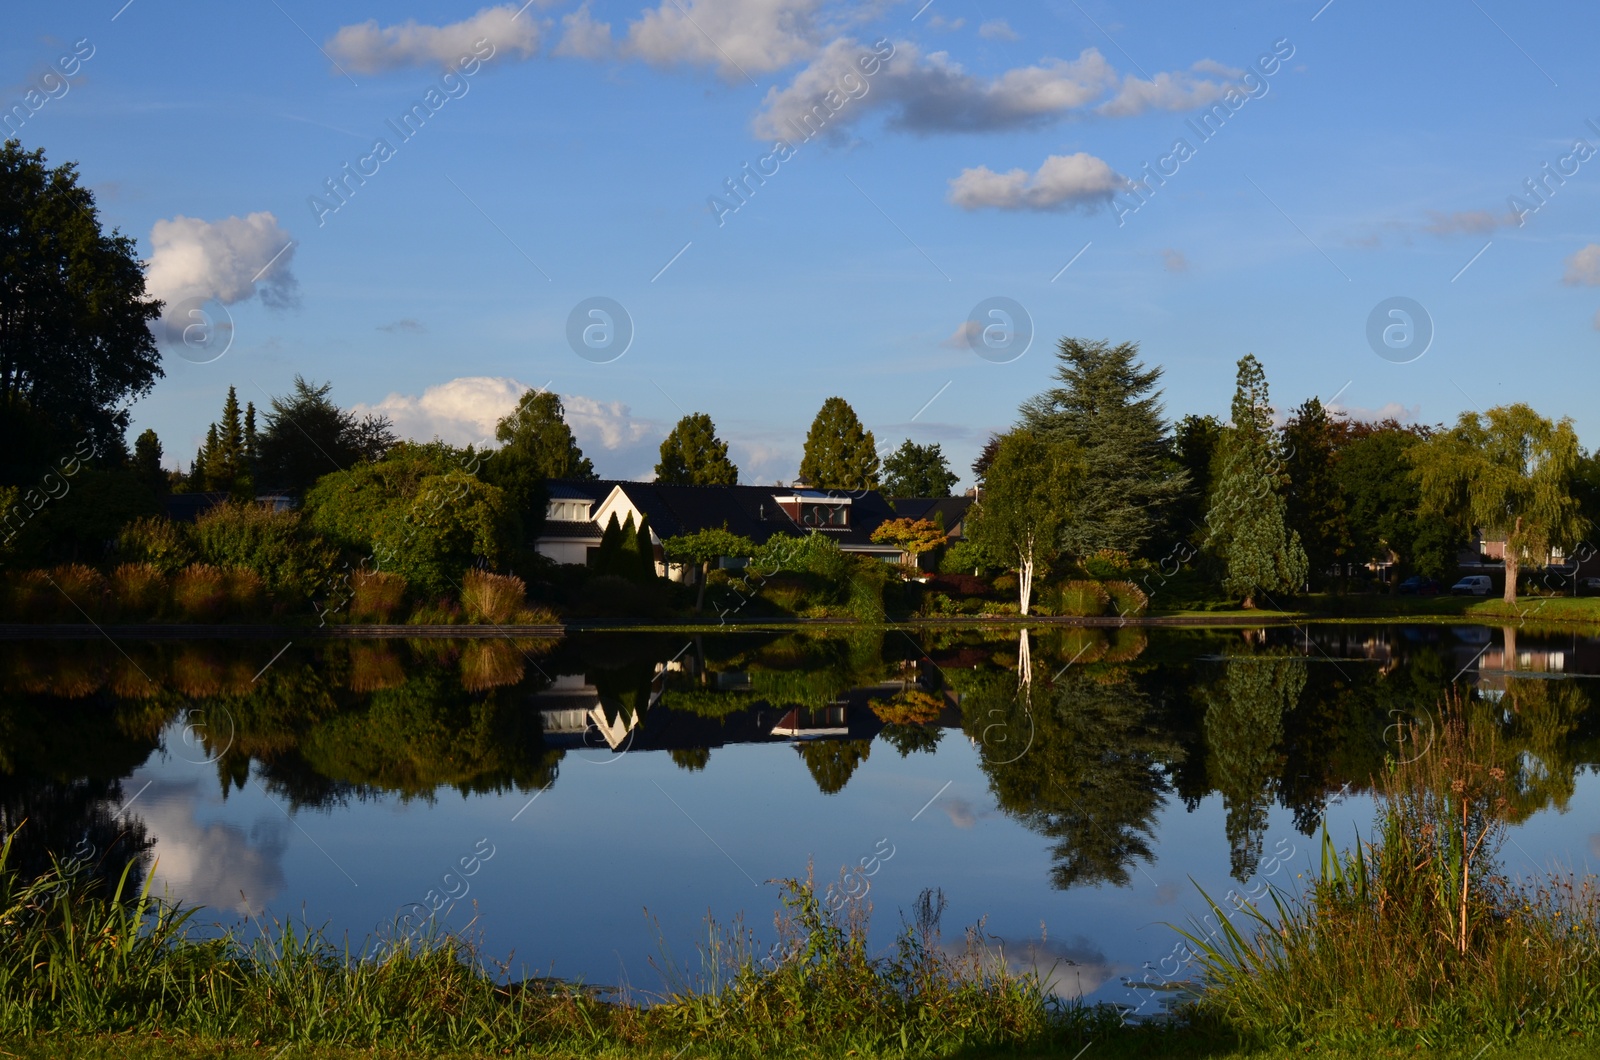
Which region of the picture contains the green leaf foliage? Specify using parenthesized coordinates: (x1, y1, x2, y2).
(655, 413, 737, 485)
(0, 142, 164, 483)
(798, 397, 878, 491)
(255, 377, 395, 494)
(303, 443, 515, 597)
(1409, 403, 1587, 602)
(966, 431, 1083, 613)
(880, 439, 957, 497)
(1205, 355, 1308, 606)
(1018, 338, 1188, 557)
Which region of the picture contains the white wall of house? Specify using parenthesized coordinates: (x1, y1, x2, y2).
(537, 540, 594, 565)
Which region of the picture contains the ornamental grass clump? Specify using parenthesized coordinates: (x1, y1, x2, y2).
(349, 568, 407, 623)
(1180, 697, 1600, 1048)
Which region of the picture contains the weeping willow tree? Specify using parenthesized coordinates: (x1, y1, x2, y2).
(1199, 649, 1306, 881)
(1409, 403, 1586, 605)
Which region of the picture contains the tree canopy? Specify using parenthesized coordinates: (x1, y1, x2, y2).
(1410, 403, 1586, 604)
(1282, 397, 1349, 587)
(967, 431, 1083, 615)
(481, 390, 595, 538)
(655, 413, 737, 485)
(0, 141, 164, 481)
(255, 376, 394, 494)
(1018, 338, 1186, 557)
(798, 397, 878, 491)
(880, 440, 957, 497)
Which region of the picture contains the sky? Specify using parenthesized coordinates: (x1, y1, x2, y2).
(6, 0, 1600, 487)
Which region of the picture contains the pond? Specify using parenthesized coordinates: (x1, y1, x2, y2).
(3, 623, 1597, 1017)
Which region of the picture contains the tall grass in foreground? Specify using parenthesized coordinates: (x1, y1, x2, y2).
(0, 835, 1107, 1055)
(1181, 699, 1600, 1047)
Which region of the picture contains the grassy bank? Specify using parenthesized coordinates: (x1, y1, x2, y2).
(4, 699, 1599, 1058)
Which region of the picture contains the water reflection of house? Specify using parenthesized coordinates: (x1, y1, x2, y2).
(528, 672, 952, 754)
(1454, 627, 1576, 701)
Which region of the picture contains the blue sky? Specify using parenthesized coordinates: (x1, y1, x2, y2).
(7, 0, 1599, 486)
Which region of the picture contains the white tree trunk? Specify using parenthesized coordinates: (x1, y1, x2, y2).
(1018, 536, 1034, 616)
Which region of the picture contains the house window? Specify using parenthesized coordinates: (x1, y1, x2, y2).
(800, 503, 847, 527)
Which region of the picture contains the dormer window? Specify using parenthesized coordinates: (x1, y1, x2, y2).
(800, 503, 848, 528)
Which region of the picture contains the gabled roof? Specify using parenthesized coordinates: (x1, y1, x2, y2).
(888, 496, 972, 530)
(547, 480, 902, 550)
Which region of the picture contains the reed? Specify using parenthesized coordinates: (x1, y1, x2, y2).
(1178, 699, 1600, 1048)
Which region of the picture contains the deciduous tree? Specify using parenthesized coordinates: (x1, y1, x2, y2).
(0, 142, 163, 483)
(1409, 403, 1586, 604)
(880, 440, 957, 497)
(966, 431, 1083, 615)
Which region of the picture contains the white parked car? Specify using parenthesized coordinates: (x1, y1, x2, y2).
(1450, 575, 1492, 596)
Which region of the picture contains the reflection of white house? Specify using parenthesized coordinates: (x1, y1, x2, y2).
(770, 704, 850, 738)
(529, 669, 670, 750)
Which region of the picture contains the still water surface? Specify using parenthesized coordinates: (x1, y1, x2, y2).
(4, 623, 1597, 1013)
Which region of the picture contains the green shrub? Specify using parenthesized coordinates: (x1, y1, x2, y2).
(191, 501, 335, 600)
(1081, 548, 1132, 579)
(937, 538, 991, 575)
(117, 516, 194, 574)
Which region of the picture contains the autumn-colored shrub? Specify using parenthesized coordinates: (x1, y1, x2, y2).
(1054, 580, 1110, 617)
(460, 641, 525, 692)
(172, 564, 229, 622)
(1104, 579, 1149, 617)
(110, 563, 169, 620)
(350, 569, 407, 624)
(461, 569, 527, 625)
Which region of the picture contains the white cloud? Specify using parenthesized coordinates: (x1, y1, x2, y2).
(947, 151, 1123, 211)
(1096, 64, 1235, 117)
(753, 40, 1248, 141)
(755, 41, 1184, 139)
(1564, 243, 1600, 285)
(137, 778, 287, 915)
(562, 394, 656, 452)
(626, 0, 823, 78)
(356, 376, 529, 446)
(1326, 400, 1420, 424)
(327, 4, 541, 74)
(554, 2, 613, 59)
(146, 212, 298, 310)
(978, 19, 1019, 41)
(1162, 247, 1188, 272)
(355, 377, 662, 475)
(925, 14, 965, 32)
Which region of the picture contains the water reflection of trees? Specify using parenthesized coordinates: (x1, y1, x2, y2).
(958, 628, 1183, 889)
(1198, 652, 1305, 881)
(2, 626, 1597, 890)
